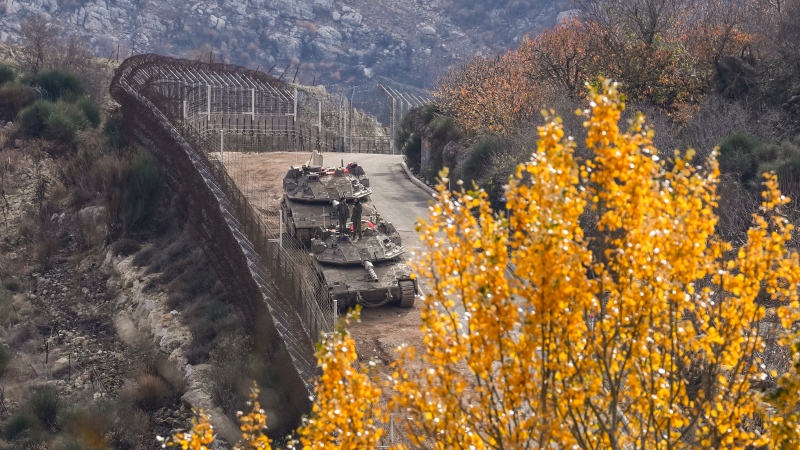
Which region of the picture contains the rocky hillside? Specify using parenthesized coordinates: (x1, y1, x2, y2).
(1, 0, 572, 91)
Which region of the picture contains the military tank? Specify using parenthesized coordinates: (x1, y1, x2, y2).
(281, 152, 417, 309)
(282, 152, 374, 245)
(310, 219, 416, 309)
(283, 151, 372, 203)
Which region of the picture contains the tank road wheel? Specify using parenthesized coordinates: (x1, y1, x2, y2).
(398, 280, 416, 308)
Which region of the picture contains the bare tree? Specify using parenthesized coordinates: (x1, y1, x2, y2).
(20, 15, 60, 74)
(576, 0, 694, 46)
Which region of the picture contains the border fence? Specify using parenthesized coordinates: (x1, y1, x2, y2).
(110, 54, 417, 445)
(110, 54, 336, 407)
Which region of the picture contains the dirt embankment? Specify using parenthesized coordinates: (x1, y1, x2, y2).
(0, 145, 209, 448)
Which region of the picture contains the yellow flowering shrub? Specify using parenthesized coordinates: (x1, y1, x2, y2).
(389, 79, 800, 448)
(166, 310, 384, 449)
(166, 79, 800, 448)
(293, 308, 385, 449)
(161, 387, 272, 450)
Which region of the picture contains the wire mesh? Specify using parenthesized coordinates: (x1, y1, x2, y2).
(111, 56, 426, 436)
(110, 54, 334, 399)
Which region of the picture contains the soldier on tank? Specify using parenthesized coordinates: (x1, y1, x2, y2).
(335, 196, 349, 235)
(351, 197, 363, 239)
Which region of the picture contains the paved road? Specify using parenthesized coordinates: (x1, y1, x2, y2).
(341, 153, 434, 267)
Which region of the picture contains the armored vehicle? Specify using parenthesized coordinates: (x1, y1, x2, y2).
(282, 151, 375, 245)
(281, 152, 417, 309)
(310, 219, 416, 309)
(283, 151, 372, 203)
(281, 197, 377, 246)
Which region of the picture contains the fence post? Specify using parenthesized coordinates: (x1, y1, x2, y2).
(333, 299, 338, 329)
(251, 88, 256, 121)
(317, 100, 322, 150)
(207, 84, 211, 121)
(391, 96, 396, 154)
(390, 413, 394, 444)
(293, 87, 298, 123)
(279, 208, 283, 249)
(219, 129, 224, 163)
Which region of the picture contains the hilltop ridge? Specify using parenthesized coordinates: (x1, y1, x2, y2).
(1, 0, 571, 90)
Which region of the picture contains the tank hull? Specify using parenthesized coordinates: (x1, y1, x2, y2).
(321, 261, 416, 309)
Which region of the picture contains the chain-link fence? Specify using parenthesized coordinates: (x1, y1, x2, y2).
(110, 54, 332, 405)
(111, 54, 423, 446)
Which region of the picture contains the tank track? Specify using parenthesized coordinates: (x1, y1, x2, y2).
(398, 280, 416, 308)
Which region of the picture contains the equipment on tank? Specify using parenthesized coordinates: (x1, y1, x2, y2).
(283, 151, 372, 203)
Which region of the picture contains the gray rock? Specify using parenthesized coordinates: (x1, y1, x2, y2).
(313, 0, 333, 12)
(419, 25, 436, 36)
(316, 25, 341, 44)
(340, 12, 362, 27)
(269, 33, 303, 59)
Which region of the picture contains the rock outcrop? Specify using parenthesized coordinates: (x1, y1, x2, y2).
(1, 0, 571, 90)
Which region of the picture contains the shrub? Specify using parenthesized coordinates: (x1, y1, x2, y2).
(132, 374, 173, 412)
(123, 150, 161, 234)
(102, 113, 125, 150)
(29, 386, 61, 431)
(4, 410, 40, 441)
(42, 105, 81, 146)
(0, 64, 15, 85)
(27, 69, 84, 101)
(109, 238, 141, 256)
(0, 343, 12, 376)
(0, 81, 34, 121)
(35, 237, 58, 269)
(718, 132, 761, 183)
(460, 138, 502, 185)
(76, 97, 100, 128)
(18, 99, 55, 138)
(397, 111, 421, 170)
(207, 335, 254, 414)
(131, 245, 157, 267)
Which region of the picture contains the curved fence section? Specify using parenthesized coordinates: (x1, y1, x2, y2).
(110, 55, 330, 403)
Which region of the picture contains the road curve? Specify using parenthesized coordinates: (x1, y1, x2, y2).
(346, 153, 434, 259)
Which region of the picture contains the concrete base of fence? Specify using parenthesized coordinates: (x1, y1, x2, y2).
(400, 159, 437, 197)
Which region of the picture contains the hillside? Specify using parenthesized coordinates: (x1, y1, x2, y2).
(1, 0, 572, 91)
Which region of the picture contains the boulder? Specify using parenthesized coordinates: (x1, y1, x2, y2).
(340, 12, 362, 27)
(419, 25, 436, 36)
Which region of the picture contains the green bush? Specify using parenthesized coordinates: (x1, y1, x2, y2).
(77, 97, 100, 128)
(461, 138, 501, 185)
(0, 64, 15, 86)
(43, 106, 81, 146)
(4, 410, 40, 441)
(718, 132, 761, 183)
(397, 111, 421, 170)
(102, 113, 125, 150)
(18, 99, 55, 138)
(0, 343, 12, 377)
(28, 70, 84, 101)
(18, 99, 91, 146)
(0, 81, 35, 121)
(30, 386, 61, 431)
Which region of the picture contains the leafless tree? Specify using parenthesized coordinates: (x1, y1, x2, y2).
(20, 15, 60, 74)
(576, 0, 694, 46)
